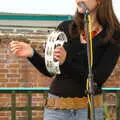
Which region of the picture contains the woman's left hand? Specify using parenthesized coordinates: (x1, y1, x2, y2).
(53, 46, 67, 65)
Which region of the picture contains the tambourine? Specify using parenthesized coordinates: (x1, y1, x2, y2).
(45, 31, 67, 74)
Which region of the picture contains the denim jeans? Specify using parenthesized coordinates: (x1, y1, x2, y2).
(44, 93, 104, 120)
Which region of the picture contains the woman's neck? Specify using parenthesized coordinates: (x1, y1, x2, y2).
(80, 12, 103, 43)
(89, 11, 102, 31)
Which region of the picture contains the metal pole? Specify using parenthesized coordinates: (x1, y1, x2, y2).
(84, 14, 95, 120)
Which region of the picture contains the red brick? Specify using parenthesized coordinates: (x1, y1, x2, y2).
(8, 64, 21, 68)
(0, 74, 6, 79)
(7, 74, 20, 78)
(0, 69, 8, 73)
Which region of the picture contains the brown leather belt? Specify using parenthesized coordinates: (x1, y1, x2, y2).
(46, 95, 102, 110)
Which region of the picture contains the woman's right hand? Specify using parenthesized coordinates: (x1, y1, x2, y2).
(9, 41, 34, 58)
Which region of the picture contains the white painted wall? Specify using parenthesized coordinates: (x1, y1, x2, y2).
(0, 0, 119, 21)
(112, 0, 120, 21)
(0, 0, 75, 15)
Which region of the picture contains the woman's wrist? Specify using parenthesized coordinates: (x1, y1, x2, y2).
(28, 48, 35, 58)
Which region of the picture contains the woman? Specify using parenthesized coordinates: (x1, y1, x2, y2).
(10, 0, 120, 119)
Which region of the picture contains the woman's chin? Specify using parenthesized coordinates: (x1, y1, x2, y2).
(77, 8, 85, 14)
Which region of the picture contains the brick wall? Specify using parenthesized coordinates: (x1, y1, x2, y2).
(102, 57, 120, 120)
(0, 26, 119, 120)
(0, 27, 53, 120)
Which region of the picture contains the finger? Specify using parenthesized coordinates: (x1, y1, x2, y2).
(10, 41, 19, 45)
(10, 46, 22, 52)
(10, 41, 16, 44)
(53, 54, 60, 58)
(53, 55, 60, 61)
(10, 44, 19, 49)
(12, 49, 21, 55)
(10, 40, 23, 46)
(10, 44, 22, 49)
(56, 47, 66, 55)
(10, 41, 23, 48)
(54, 48, 60, 52)
(54, 48, 63, 54)
(54, 45, 62, 49)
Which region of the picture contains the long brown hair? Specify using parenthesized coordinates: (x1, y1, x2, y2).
(70, 0, 120, 42)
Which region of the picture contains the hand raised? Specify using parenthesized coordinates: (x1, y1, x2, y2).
(9, 41, 33, 58)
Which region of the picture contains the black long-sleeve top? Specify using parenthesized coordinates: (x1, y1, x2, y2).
(28, 20, 120, 98)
